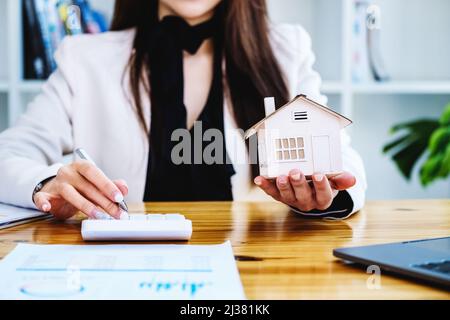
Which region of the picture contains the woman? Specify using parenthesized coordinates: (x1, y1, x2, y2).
(0, 0, 366, 220)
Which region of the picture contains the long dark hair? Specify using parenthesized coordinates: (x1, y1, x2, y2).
(111, 0, 289, 176)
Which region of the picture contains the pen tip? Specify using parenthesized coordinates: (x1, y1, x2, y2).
(119, 201, 128, 212)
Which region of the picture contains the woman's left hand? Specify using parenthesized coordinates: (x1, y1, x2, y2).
(254, 169, 356, 212)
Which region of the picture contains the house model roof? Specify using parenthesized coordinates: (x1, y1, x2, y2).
(244, 94, 353, 139)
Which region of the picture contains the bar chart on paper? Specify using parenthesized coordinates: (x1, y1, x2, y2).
(0, 242, 245, 300)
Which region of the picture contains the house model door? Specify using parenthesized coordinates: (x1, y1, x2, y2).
(312, 136, 332, 173)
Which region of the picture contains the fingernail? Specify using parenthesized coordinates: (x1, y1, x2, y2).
(42, 203, 50, 212)
(291, 173, 301, 181)
(94, 210, 110, 220)
(314, 174, 324, 182)
(114, 192, 124, 203)
(119, 210, 129, 221)
(279, 176, 288, 185)
(254, 177, 262, 186)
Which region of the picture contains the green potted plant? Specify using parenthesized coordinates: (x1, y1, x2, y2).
(383, 103, 450, 186)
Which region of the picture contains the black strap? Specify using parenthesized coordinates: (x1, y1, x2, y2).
(291, 191, 355, 219)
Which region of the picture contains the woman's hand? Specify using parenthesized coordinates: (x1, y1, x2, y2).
(254, 169, 356, 212)
(33, 160, 129, 220)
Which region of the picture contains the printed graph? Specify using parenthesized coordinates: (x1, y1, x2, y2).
(0, 243, 245, 300)
(139, 280, 213, 298)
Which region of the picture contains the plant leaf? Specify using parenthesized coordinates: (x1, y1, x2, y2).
(437, 143, 450, 178)
(428, 127, 450, 156)
(382, 135, 411, 154)
(420, 154, 445, 186)
(390, 120, 439, 134)
(391, 139, 429, 179)
(386, 103, 450, 187)
(383, 120, 439, 180)
(439, 103, 450, 126)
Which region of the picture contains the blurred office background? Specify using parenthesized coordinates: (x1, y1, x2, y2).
(0, 0, 449, 200)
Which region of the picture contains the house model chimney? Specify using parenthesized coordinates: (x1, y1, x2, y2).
(264, 97, 276, 117)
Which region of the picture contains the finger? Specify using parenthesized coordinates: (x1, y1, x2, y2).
(74, 160, 124, 203)
(59, 183, 108, 220)
(312, 173, 333, 210)
(113, 179, 129, 197)
(34, 192, 52, 212)
(329, 172, 356, 190)
(254, 176, 281, 201)
(288, 170, 314, 211)
(276, 175, 297, 205)
(34, 191, 75, 220)
(73, 174, 125, 220)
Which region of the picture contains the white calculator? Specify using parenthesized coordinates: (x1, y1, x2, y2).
(81, 213, 193, 241)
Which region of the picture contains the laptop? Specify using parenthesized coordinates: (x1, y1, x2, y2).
(333, 237, 450, 288)
(0, 203, 51, 230)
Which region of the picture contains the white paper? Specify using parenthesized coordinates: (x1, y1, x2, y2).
(0, 241, 245, 300)
(0, 203, 48, 225)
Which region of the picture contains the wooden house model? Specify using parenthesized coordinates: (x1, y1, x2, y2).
(244, 95, 352, 178)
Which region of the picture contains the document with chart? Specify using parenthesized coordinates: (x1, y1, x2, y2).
(0, 241, 245, 300)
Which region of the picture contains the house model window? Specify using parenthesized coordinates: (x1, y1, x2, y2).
(293, 111, 308, 122)
(275, 137, 305, 161)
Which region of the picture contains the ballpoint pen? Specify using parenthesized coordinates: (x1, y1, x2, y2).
(75, 148, 129, 213)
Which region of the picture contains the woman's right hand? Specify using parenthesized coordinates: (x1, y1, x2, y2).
(33, 160, 129, 220)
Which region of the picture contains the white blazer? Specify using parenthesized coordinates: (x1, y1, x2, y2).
(0, 24, 367, 218)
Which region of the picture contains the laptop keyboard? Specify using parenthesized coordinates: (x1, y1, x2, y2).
(414, 260, 450, 275)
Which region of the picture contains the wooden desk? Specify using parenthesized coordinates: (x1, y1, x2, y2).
(0, 200, 449, 299)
